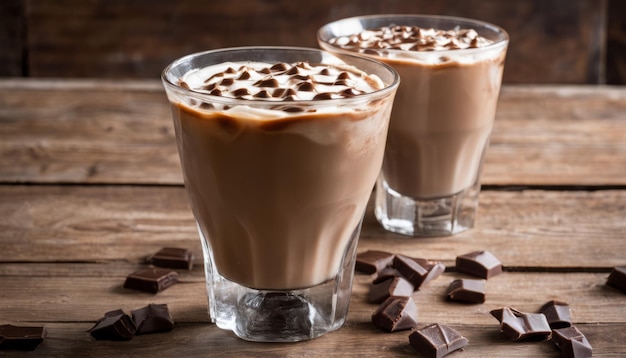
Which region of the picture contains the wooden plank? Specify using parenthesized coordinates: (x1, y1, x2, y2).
(607, 0, 626, 84)
(0, 270, 623, 324)
(1, 81, 625, 186)
(486, 86, 626, 186)
(0, 0, 24, 77)
(23, 0, 605, 84)
(0, 186, 624, 268)
(0, 321, 621, 357)
(0, 80, 181, 185)
(0, 271, 623, 356)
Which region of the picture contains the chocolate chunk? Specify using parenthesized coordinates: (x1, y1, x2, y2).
(123, 268, 179, 293)
(220, 78, 234, 86)
(254, 78, 279, 88)
(393, 255, 429, 287)
(490, 307, 551, 341)
(606, 266, 626, 293)
(313, 92, 333, 100)
(409, 323, 468, 358)
(447, 278, 486, 303)
(0, 325, 47, 351)
(551, 326, 593, 358)
(355, 250, 395, 274)
(368, 276, 414, 303)
(373, 266, 403, 283)
(421, 261, 446, 288)
(296, 81, 315, 91)
(456, 251, 502, 279)
(88, 309, 136, 340)
(231, 88, 250, 98)
(147, 247, 194, 270)
(539, 300, 572, 329)
(371, 296, 418, 332)
(131, 304, 175, 335)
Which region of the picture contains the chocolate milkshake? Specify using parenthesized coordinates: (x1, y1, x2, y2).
(319, 15, 508, 236)
(162, 47, 399, 341)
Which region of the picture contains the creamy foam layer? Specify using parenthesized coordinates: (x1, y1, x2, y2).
(329, 25, 497, 65)
(329, 25, 494, 52)
(181, 61, 383, 103)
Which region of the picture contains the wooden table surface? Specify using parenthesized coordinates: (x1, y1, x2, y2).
(1, 80, 625, 357)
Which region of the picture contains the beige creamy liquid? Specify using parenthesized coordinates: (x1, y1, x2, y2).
(381, 56, 505, 198)
(172, 103, 390, 290)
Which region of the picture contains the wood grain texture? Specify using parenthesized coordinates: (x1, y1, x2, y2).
(1, 81, 625, 186)
(0, 321, 621, 357)
(1, 81, 625, 355)
(0, 271, 623, 356)
(20, 0, 607, 83)
(0, 269, 623, 324)
(0, 186, 624, 268)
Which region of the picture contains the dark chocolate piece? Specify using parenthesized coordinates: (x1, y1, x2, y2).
(355, 250, 395, 274)
(539, 300, 572, 329)
(490, 307, 551, 341)
(88, 309, 136, 340)
(0, 325, 47, 351)
(368, 276, 414, 303)
(551, 326, 593, 358)
(606, 266, 626, 293)
(421, 261, 446, 288)
(131, 303, 175, 335)
(123, 268, 179, 293)
(447, 278, 486, 303)
(456, 251, 502, 279)
(409, 323, 468, 358)
(393, 255, 428, 287)
(373, 266, 403, 284)
(147, 247, 194, 270)
(371, 296, 418, 332)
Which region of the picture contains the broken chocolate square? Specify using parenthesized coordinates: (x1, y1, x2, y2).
(355, 250, 395, 274)
(447, 278, 486, 303)
(131, 303, 175, 335)
(123, 268, 179, 293)
(551, 326, 592, 358)
(409, 323, 468, 358)
(606, 266, 626, 293)
(0, 325, 47, 351)
(539, 300, 572, 329)
(88, 309, 136, 340)
(456, 251, 502, 279)
(373, 266, 403, 284)
(393, 255, 429, 288)
(371, 296, 418, 332)
(368, 276, 414, 303)
(147, 247, 194, 270)
(490, 307, 551, 341)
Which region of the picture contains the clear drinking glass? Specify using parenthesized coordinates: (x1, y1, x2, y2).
(162, 47, 398, 341)
(319, 15, 509, 237)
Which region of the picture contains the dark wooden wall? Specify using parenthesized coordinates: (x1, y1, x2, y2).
(1, 0, 625, 84)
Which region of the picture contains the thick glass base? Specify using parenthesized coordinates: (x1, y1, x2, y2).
(374, 176, 480, 237)
(197, 221, 360, 342)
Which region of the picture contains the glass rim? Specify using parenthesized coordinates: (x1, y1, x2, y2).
(317, 14, 509, 56)
(161, 46, 400, 107)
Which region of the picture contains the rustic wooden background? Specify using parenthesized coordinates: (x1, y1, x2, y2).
(1, 0, 625, 84)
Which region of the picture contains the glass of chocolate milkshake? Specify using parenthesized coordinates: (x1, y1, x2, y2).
(319, 15, 509, 237)
(162, 47, 398, 341)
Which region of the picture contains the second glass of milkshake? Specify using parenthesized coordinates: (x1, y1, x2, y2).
(319, 15, 509, 236)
